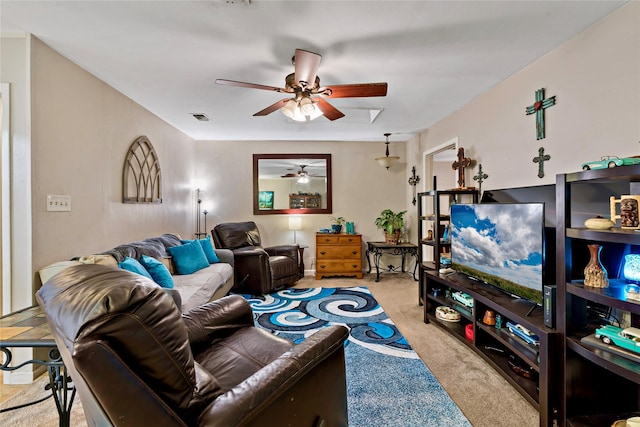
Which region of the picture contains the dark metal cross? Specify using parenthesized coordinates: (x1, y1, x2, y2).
(451, 147, 472, 189)
(532, 147, 550, 178)
(473, 164, 489, 194)
(525, 88, 556, 140)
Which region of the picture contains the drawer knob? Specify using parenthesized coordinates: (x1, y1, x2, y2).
(320, 251, 326, 255)
(324, 238, 330, 242)
(320, 265, 326, 269)
(352, 264, 358, 268)
(352, 251, 358, 255)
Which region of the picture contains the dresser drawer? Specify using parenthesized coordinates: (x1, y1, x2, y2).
(317, 246, 362, 259)
(316, 260, 362, 273)
(316, 235, 361, 246)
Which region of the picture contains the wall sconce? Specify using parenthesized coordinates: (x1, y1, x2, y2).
(289, 216, 302, 243)
(375, 133, 400, 169)
(408, 166, 421, 205)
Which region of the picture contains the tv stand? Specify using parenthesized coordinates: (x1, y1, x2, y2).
(422, 270, 559, 427)
(526, 302, 539, 317)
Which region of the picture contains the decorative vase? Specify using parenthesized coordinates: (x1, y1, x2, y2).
(331, 224, 342, 233)
(482, 309, 496, 326)
(583, 244, 609, 288)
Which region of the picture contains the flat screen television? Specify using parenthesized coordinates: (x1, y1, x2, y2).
(450, 203, 545, 305)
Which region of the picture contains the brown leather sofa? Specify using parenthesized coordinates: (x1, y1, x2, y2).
(212, 221, 300, 295)
(36, 264, 349, 427)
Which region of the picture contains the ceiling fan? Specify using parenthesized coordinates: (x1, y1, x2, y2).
(281, 165, 324, 178)
(216, 49, 388, 121)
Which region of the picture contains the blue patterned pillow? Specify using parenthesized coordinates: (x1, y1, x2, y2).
(118, 257, 153, 280)
(140, 255, 174, 288)
(167, 240, 209, 275)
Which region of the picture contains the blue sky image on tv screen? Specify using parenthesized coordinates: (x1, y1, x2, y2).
(450, 203, 544, 293)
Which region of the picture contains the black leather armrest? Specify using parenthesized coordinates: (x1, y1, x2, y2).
(198, 325, 349, 427)
(265, 244, 299, 261)
(182, 295, 254, 347)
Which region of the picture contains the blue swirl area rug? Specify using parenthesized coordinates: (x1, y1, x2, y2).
(240, 286, 471, 427)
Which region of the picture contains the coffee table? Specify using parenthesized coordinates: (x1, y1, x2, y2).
(0, 305, 75, 427)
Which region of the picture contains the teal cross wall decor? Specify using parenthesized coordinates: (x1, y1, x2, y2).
(525, 88, 556, 140)
(532, 147, 550, 178)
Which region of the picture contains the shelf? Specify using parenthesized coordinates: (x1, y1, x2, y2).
(566, 336, 640, 383)
(477, 322, 540, 369)
(567, 227, 640, 244)
(422, 269, 556, 426)
(566, 280, 640, 313)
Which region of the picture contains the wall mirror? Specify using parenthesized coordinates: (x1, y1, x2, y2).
(253, 154, 332, 215)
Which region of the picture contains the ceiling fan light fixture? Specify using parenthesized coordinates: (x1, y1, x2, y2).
(299, 96, 315, 115)
(281, 99, 298, 119)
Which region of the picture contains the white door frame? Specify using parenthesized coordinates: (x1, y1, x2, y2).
(422, 137, 458, 192)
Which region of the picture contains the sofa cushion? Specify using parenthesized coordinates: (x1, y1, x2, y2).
(173, 263, 234, 312)
(140, 255, 174, 289)
(168, 240, 209, 275)
(39, 260, 84, 284)
(118, 257, 153, 280)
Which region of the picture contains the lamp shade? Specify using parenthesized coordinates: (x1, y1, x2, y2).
(375, 155, 400, 169)
(289, 216, 302, 231)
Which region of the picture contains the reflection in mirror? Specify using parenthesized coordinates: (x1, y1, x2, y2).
(253, 154, 332, 215)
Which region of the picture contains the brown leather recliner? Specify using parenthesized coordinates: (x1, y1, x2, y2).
(36, 264, 349, 427)
(212, 221, 299, 295)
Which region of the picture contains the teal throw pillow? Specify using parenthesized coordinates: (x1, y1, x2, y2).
(118, 257, 153, 280)
(199, 237, 220, 263)
(140, 255, 174, 289)
(181, 237, 220, 264)
(168, 240, 209, 275)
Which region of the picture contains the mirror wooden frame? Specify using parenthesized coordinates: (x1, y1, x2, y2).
(253, 153, 332, 215)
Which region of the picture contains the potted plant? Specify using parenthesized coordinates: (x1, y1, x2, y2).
(374, 209, 406, 245)
(329, 216, 346, 233)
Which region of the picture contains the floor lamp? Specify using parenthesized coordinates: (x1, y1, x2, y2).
(289, 216, 302, 244)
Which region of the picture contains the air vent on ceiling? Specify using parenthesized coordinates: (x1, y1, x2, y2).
(190, 113, 210, 122)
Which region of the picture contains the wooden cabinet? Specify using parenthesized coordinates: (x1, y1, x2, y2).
(315, 234, 363, 279)
(289, 194, 320, 209)
(423, 270, 559, 427)
(417, 184, 477, 305)
(557, 166, 640, 426)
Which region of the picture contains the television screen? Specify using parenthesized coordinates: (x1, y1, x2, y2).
(450, 203, 544, 305)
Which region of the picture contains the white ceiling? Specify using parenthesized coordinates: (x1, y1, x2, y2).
(1, 0, 625, 143)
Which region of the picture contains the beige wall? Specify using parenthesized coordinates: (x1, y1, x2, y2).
(29, 37, 197, 274)
(193, 140, 407, 272)
(419, 2, 640, 191)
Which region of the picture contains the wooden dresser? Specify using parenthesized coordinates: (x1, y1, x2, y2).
(315, 233, 363, 279)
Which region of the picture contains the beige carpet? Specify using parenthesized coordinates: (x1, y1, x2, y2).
(0, 273, 538, 426)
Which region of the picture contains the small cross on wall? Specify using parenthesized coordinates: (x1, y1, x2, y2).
(473, 164, 489, 194)
(532, 147, 551, 178)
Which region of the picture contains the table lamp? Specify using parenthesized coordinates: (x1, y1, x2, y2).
(289, 216, 302, 243)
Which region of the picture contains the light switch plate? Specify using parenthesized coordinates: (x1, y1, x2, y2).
(47, 195, 71, 212)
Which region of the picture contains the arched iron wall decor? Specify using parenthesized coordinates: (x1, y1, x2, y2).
(122, 136, 162, 203)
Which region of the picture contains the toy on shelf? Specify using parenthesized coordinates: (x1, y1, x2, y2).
(506, 321, 540, 346)
(595, 325, 640, 354)
(451, 291, 473, 308)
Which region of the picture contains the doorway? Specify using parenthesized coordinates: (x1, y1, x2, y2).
(422, 137, 457, 191)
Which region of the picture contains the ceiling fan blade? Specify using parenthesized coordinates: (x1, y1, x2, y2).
(316, 99, 345, 121)
(322, 82, 388, 98)
(294, 49, 322, 88)
(216, 79, 288, 93)
(253, 98, 290, 116)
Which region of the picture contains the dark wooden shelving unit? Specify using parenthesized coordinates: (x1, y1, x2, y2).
(416, 180, 477, 305)
(422, 270, 559, 426)
(557, 165, 640, 426)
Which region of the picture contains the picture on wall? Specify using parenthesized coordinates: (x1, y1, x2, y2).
(258, 191, 274, 210)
